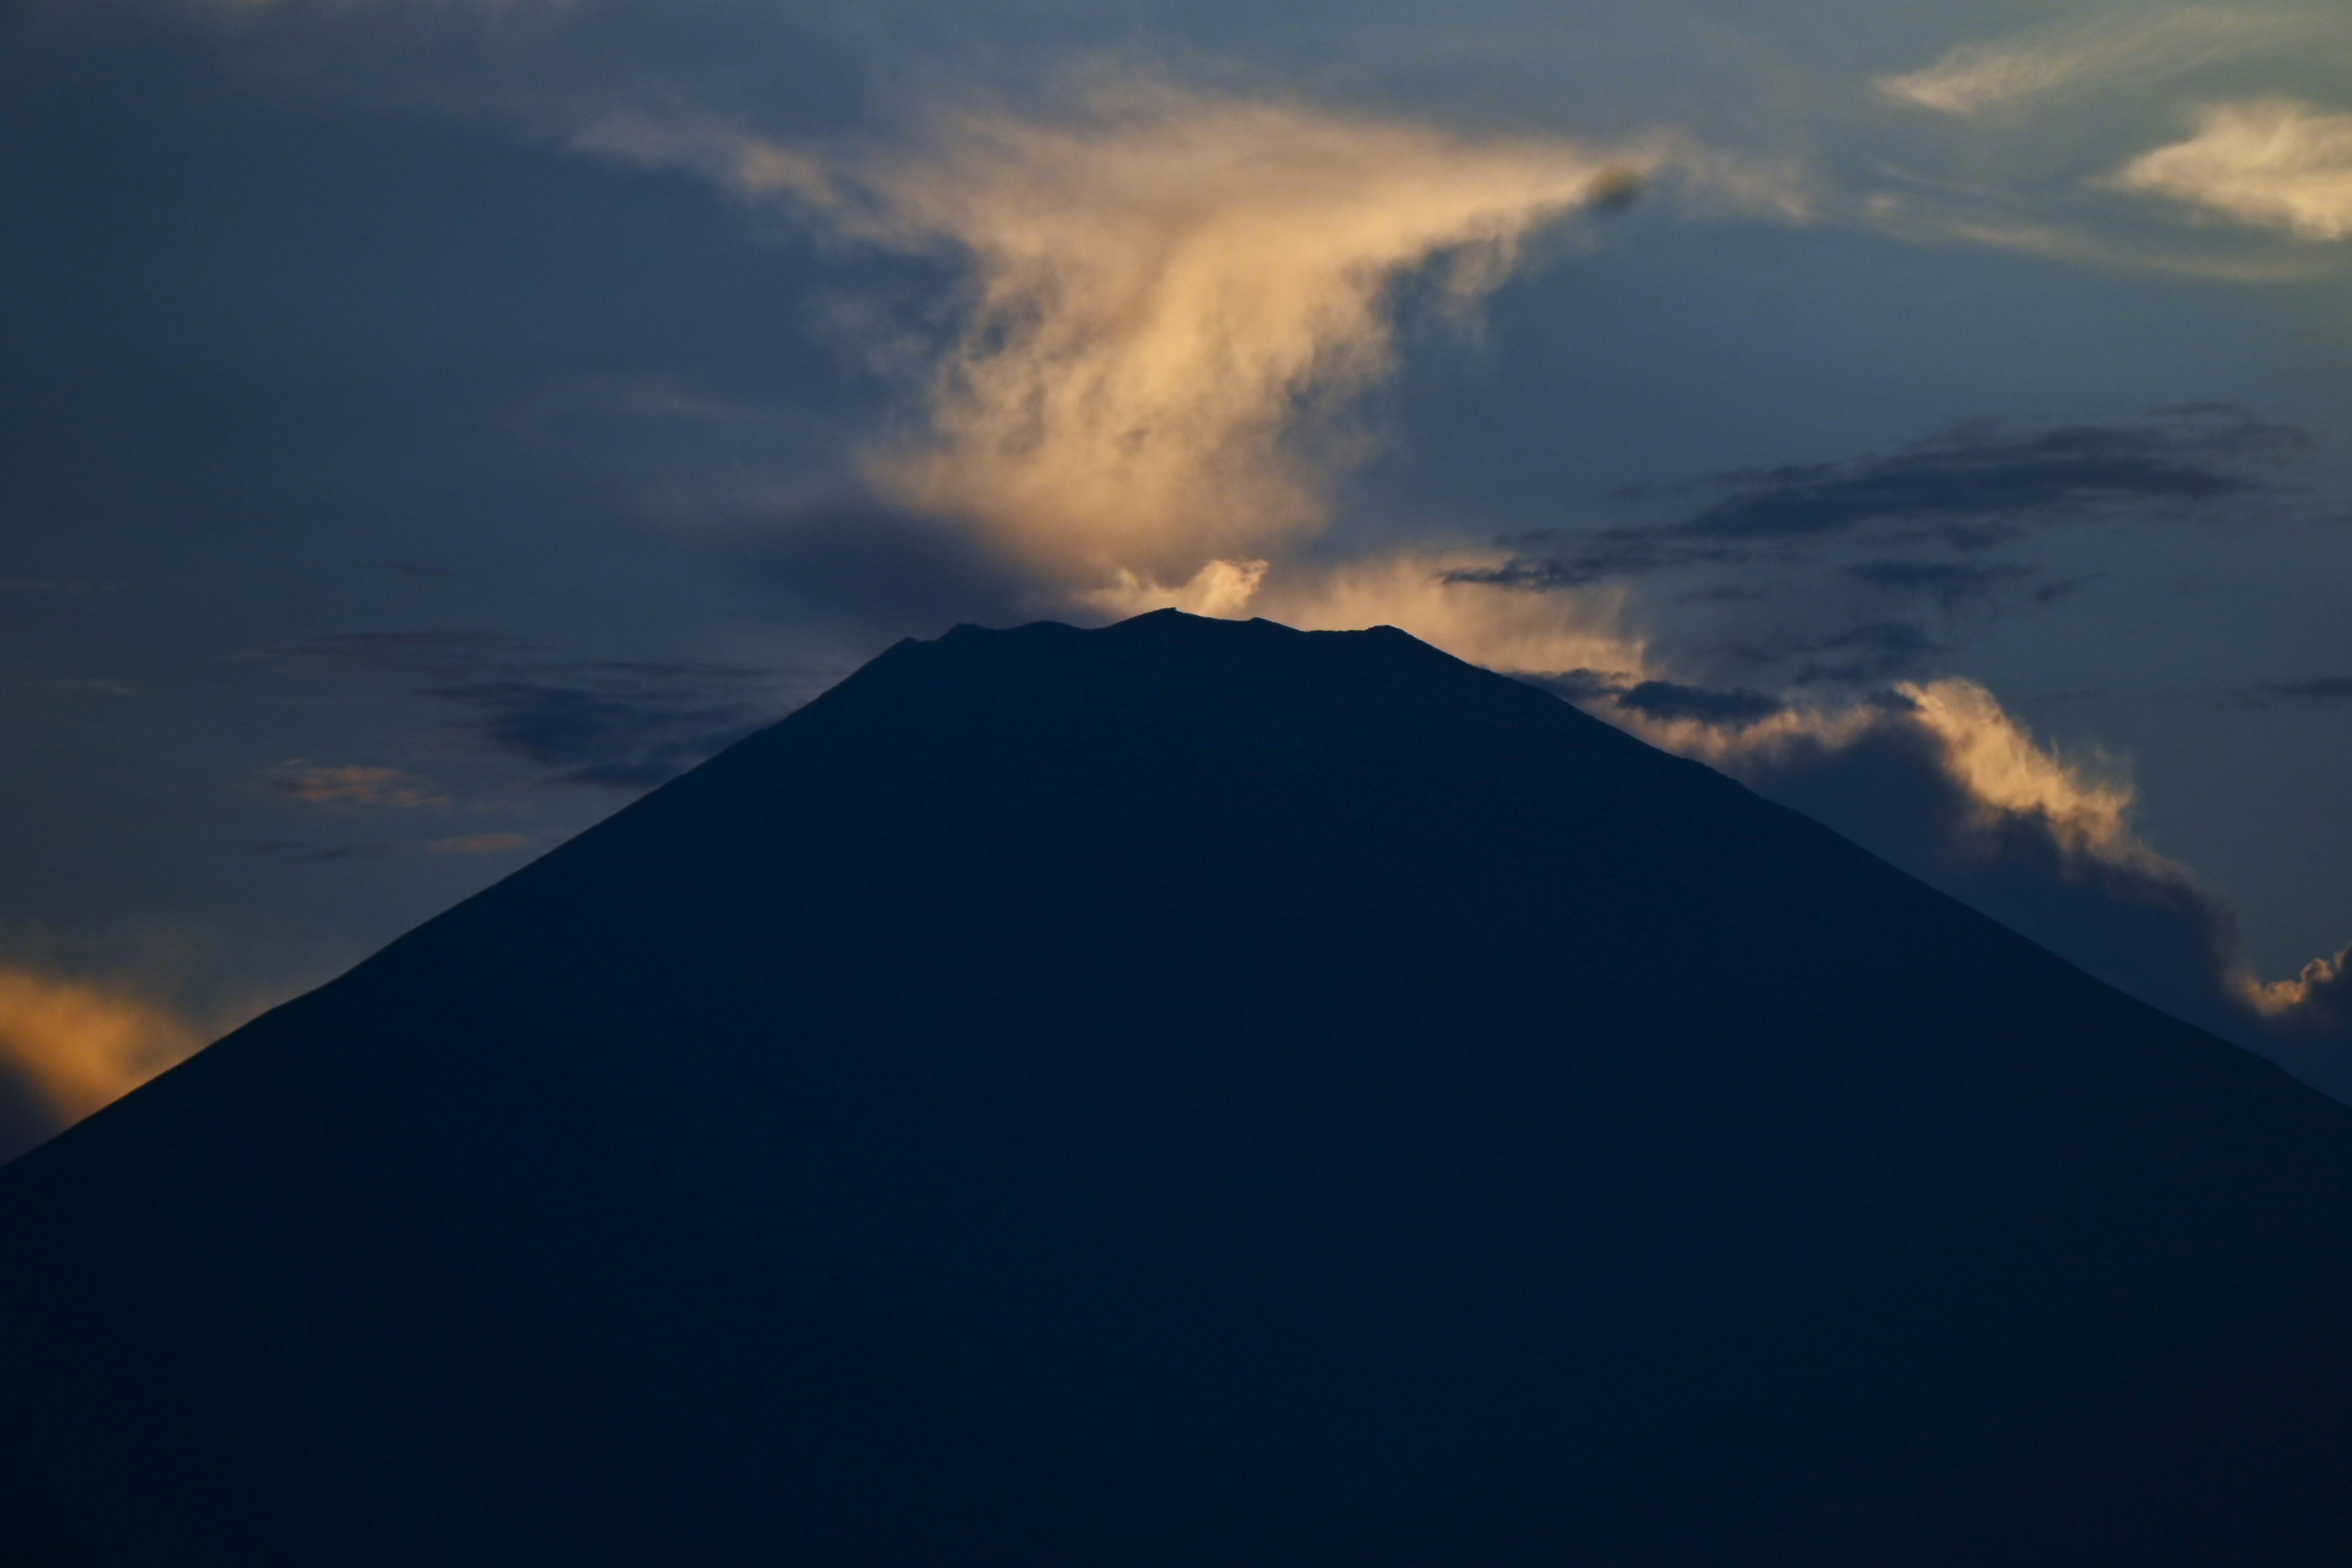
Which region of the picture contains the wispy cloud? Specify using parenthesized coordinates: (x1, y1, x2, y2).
(269, 633, 805, 790)
(2257, 675, 2352, 702)
(422, 674, 775, 788)
(1876, 9, 2310, 115)
(1428, 412, 2291, 683)
(421, 832, 530, 854)
(1675, 413, 2301, 543)
(265, 761, 451, 810)
(2111, 100, 2352, 239)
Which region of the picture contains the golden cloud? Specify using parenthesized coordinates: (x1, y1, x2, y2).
(578, 85, 1676, 594)
(2112, 100, 2352, 240)
(0, 967, 208, 1130)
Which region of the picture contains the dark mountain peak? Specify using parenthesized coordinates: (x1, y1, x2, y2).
(5, 612, 2352, 1566)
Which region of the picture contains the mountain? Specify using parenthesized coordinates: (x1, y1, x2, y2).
(5, 610, 2352, 1566)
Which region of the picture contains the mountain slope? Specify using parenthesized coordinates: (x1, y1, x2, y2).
(4, 610, 2351, 1565)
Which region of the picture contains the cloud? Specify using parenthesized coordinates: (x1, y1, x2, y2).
(2111, 100, 2352, 239)
(1414, 412, 2295, 695)
(1533, 668, 2352, 1091)
(1876, 10, 2308, 115)
(1258, 553, 1649, 677)
(272, 633, 804, 790)
(2248, 943, 2352, 1035)
(265, 761, 450, 810)
(1437, 416, 2297, 652)
(0, 967, 209, 1163)
(1675, 413, 2300, 543)
(424, 674, 775, 788)
(422, 832, 530, 854)
(1442, 533, 1749, 589)
(2258, 675, 2352, 702)
(576, 82, 1704, 593)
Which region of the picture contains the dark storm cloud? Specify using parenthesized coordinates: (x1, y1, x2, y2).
(1521, 671, 1787, 729)
(1442, 531, 1744, 589)
(2260, 676, 2352, 704)
(1679, 412, 2305, 543)
(2212, 675, 2352, 712)
(273, 634, 804, 790)
(1451, 413, 2305, 622)
(424, 674, 772, 788)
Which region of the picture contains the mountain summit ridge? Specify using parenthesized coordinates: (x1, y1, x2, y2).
(5, 609, 2351, 1566)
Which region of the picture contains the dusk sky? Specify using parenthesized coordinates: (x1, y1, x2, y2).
(2, 0, 2349, 1153)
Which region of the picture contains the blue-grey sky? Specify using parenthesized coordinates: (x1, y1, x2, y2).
(2, 0, 2348, 1150)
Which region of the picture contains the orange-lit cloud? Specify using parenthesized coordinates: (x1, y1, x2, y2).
(851, 93, 1657, 581)
(1258, 554, 1648, 678)
(1079, 550, 1650, 677)
(577, 85, 1722, 593)
(1629, 678, 2143, 863)
(1556, 668, 2351, 1062)
(2243, 941, 2351, 1033)
(0, 967, 208, 1135)
(2111, 100, 2352, 239)
(266, 761, 450, 810)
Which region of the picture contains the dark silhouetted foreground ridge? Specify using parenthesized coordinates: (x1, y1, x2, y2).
(5, 611, 2352, 1565)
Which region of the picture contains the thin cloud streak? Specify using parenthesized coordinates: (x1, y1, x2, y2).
(1876, 9, 2312, 115)
(266, 762, 451, 810)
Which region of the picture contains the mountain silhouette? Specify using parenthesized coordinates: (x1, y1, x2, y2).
(5, 610, 2351, 1565)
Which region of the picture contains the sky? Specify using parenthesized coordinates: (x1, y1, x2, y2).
(1, 0, 2348, 1155)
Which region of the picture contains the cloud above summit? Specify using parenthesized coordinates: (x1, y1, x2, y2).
(578, 84, 1699, 589)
